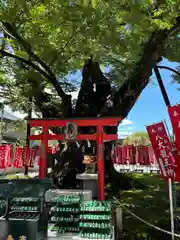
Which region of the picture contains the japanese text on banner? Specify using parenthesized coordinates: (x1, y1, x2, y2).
(168, 104, 180, 151)
(168, 104, 180, 182)
(146, 122, 174, 180)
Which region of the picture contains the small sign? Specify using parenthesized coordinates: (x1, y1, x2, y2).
(64, 122, 78, 140)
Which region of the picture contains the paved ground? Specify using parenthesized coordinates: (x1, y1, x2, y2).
(0, 166, 38, 175)
(114, 164, 159, 173)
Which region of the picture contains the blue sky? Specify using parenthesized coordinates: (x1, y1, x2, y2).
(118, 58, 180, 138)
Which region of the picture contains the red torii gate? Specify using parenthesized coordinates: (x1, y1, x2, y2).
(28, 117, 121, 200)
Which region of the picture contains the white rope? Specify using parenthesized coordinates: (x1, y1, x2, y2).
(113, 197, 180, 238)
(64, 142, 68, 151)
(76, 141, 80, 148)
(87, 140, 91, 148)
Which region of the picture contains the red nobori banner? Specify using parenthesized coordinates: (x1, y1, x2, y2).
(148, 146, 156, 165)
(137, 146, 150, 165)
(23, 146, 31, 167)
(13, 146, 24, 168)
(168, 104, 180, 151)
(168, 104, 180, 182)
(126, 145, 136, 165)
(146, 122, 174, 180)
(176, 152, 180, 182)
(111, 145, 153, 166)
(111, 145, 122, 164)
(0, 145, 12, 169)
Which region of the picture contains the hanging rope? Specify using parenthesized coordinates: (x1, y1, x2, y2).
(63, 142, 68, 152)
(76, 142, 80, 148)
(113, 197, 180, 238)
(87, 140, 91, 148)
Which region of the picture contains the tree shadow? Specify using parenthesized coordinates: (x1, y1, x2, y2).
(107, 173, 175, 239)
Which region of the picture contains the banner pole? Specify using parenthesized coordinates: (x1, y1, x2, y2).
(154, 66, 177, 233)
(164, 119, 177, 232)
(168, 178, 175, 240)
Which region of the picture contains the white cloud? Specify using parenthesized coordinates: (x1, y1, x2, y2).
(118, 131, 132, 139)
(118, 119, 133, 131)
(120, 119, 133, 126)
(117, 119, 134, 139)
(118, 131, 132, 136)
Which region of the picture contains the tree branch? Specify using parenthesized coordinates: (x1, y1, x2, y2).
(0, 49, 54, 80)
(157, 65, 180, 78)
(27, 79, 64, 118)
(2, 22, 53, 76)
(51, 25, 80, 66)
(99, 17, 180, 118)
(1, 21, 67, 99)
(0, 49, 72, 117)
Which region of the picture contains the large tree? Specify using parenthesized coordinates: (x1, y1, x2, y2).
(0, 1, 180, 184)
(0, 0, 179, 120)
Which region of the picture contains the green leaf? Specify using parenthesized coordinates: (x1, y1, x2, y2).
(0, 0, 179, 115)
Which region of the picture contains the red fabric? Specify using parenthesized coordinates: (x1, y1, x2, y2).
(0, 145, 13, 168)
(111, 146, 126, 164)
(38, 156, 41, 166)
(127, 145, 136, 164)
(122, 145, 129, 164)
(137, 146, 150, 165)
(7, 145, 13, 167)
(30, 147, 38, 167)
(0, 145, 6, 168)
(111, 145, 156, 166)
(23, 146, 31, 167)
(116, 146, 124, 164)
(36, 146, 56, 166)
(176, 152, 180, 182)
(148, 146, 156, 165)
(168, 104, 180, 182)
(52, 146, 57, 154)
(111, 145, 119, 164)
(168, 104, 180, 152)
(13, 146, 24, 168)
(120, 146, 127, 164)
(37, 147, 41, 166)
(146, 122, 174, 180)
(48, 147, 52, 154)
(111, 146, 116, 164)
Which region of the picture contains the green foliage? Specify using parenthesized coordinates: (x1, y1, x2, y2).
(123, 132, 149, 145)
(172, 63, 180, 87)
(0, 0, 179, 113)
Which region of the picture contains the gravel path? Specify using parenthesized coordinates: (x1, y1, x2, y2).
(0, 166, 39, 178)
